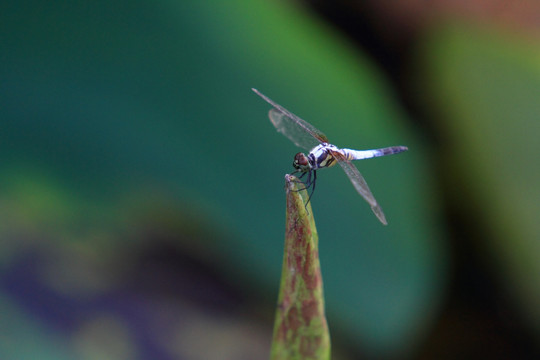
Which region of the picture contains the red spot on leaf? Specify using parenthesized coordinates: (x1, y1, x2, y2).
(300, 335, 322, 357)
(301, 299, 320, 325)
(286, 306, 301, 332)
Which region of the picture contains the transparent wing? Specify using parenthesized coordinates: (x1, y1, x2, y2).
(252, 88, 329, 150)
(332, 150, 388, 225)
(268, 109, 324, 150)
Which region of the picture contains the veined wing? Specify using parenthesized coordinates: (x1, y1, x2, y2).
(331, 150, 388, 225)
(252, 88, 329, 150)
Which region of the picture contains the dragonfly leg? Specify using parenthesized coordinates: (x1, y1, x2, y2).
(304, 170, 311, 186)
(287, 170, 317, 213)
(289, 170, 309, 192)
(304, 170, 316, 207)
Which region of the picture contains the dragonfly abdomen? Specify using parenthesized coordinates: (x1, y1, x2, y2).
(342, 146, 408, 161)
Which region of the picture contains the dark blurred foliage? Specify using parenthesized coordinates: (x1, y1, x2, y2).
(1, 1, 539, 359)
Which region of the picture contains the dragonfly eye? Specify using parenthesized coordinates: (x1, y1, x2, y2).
(293, 152, 311, 171)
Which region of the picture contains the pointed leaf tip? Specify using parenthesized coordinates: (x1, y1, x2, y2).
(270, 174, 330, 359)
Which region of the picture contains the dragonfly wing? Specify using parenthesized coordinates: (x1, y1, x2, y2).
(253, 89, 329, 150)
(332, 151, 388, 225)
(268, 109, 324, 150)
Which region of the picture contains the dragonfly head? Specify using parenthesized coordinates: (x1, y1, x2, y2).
(293, 152, 311, 172)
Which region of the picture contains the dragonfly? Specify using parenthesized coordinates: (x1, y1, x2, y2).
(253, 88, 408, 225)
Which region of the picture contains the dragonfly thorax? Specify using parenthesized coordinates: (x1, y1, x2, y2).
(309, 143, 338, 170)
(292, 143, 338, 172)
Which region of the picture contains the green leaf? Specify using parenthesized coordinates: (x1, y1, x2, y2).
(270, 175, 330, 360)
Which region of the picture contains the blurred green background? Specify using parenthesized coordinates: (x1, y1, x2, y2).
(1, 1, 539, 359)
